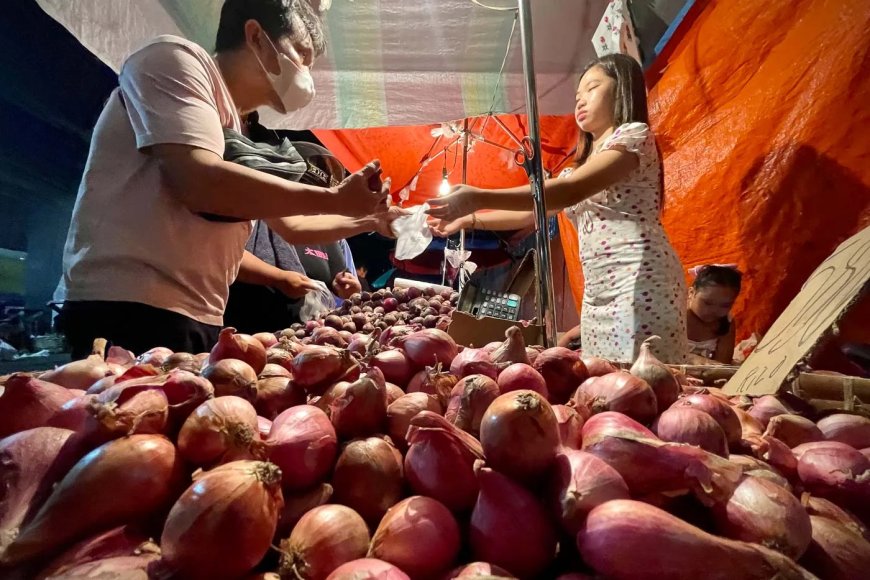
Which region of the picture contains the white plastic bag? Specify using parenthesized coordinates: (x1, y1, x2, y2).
(391, 203, 432, 260)
(298, 280, 337, 322)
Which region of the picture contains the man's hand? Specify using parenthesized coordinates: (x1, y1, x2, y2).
(275, 271, 319, 299)
(426, 184, 484, 222)
(332, 271, 362, 300)
(334, 160, 391, 218)
(374, 206, 409, 238)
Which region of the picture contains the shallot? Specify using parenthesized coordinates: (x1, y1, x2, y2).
(279, 504, 370, 580)
(573, 372, 658, 424)
(550, 448, 629, 534)
(816, 413, 870, 449)
(332, 436, 404, 525)
(268, 406, 337, 491)
(177, 396, 264, 466)
(629, 336, 680, 410)
(444, 374, 500, 437)
(654, 406, 728, 456)
(202, 358, 258, 401)
(450, 348, 499, 380)
(490, 326, 531, 366)
(533, 347, 589, 403)
(386, 392, 442, 449)
(0, 374, 77, 438)
(209, 327, 267, 374)
(764, 414, 824, 448)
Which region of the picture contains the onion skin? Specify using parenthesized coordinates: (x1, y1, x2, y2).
(630, 336, 680, 410)
(371, 349, 415, 388)
(386, 393, 442, 450)
(369, 496, 461, 579)
(800, 515, 870, 580)
(267, 406, 338, 492)
(574, 372, 658, 425)
(160, 460, 284, 580)
(734, 406, 765, 440)
(480, 390, 561, 486)
(532, 347, 589, 404)
(0, 374, 77, 438)
(46, 394, 99, 433)
(407, 366, 457, 407)
(279, 504, 370, 580)
(801, 494, 868, 541)
(34, 525, 155, 579)
(550, 448, 629, 535)
(404, 411, 484, 513)
(553, 404, 584, 449)
(209, 327, 267, 375)
(444, 375, 500, 437)
(43, 552, 160, 578)
(676, 393, 742, 448)
(713, 475, 812, 559)
(578, 500, 816, 580)
(764, 414, 824, 449)
(470, 463, 557, 578)
(816, 414, 870, 449)
(745, 435, 799, 481)
(654, 406, 729, 457)
(729, 454, 792, 490)
(496, 363, 548, 398)
(177, 396, 264, 467)
(396, 329, 458, 369)
(331, 437, 404, 526)
(1, 435, 184, 565)
(325, 558, 410, 580)
(89, 387, 170, 441)
(450, 348, 499, 380)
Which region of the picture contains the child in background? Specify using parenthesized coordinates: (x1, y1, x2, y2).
(686, 264, 742, 363)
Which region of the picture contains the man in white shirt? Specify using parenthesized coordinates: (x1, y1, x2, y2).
(59, 0, 388, 358)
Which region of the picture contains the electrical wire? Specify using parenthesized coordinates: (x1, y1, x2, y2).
(470, 0, 517, 12)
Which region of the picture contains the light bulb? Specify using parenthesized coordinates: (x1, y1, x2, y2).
(438, 168, 450, 196)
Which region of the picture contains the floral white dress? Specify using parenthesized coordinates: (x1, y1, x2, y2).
(564, 122, 687, 363)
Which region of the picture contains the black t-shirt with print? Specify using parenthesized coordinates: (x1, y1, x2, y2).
(295, 242, 347, 288)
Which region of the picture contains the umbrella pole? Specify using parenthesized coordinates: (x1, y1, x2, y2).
(517, 0, 558, 348)
(458, 118, 470, 292)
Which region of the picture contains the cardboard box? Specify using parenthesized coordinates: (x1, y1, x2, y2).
(447, 249, 546, 347)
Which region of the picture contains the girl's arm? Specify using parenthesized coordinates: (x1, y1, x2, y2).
(714, 324, 737, 364)
(427, 147, 639, 221)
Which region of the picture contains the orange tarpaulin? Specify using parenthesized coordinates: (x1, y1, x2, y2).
(316, 0, 870, 361)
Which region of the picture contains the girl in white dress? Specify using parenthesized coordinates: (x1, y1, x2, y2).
(428, 54, 687, 363)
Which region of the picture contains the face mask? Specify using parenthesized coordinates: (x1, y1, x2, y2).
(254, 32, 315, 114)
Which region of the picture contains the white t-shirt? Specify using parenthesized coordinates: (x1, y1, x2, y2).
(62, 36, 248, 326)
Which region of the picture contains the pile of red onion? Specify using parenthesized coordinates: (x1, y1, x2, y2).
(0, 304, 867, 579)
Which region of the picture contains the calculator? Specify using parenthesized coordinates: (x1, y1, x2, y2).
(458, 284, 523, 321)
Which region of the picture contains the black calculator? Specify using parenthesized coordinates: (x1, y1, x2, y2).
(459, 285, 523, 321)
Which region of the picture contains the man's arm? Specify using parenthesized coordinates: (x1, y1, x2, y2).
(264, 206, 406, 244)
(236, 251, 318, 299)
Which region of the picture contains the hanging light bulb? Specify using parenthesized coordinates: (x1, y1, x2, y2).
(438, 167, 451, 196)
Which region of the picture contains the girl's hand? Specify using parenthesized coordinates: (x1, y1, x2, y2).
(426, 184, 484, 221)
(428, 216, 469, 237)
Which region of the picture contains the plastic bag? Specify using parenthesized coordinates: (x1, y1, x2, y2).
(391, 203, 432, 260)
(733, 332, 760, 363)
(298, 280, 336, 322)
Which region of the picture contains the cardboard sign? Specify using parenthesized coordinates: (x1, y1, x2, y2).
(724, 226, 870, 395)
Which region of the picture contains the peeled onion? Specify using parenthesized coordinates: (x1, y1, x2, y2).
(40, 352, 113, 391)
(332, 437, 404, 525)
(209, 327, 267, 375)
(764, 414, 824, 448)
(279, 504, 370, 580)
(533, 347, 589, 404)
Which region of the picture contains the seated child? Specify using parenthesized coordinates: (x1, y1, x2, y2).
(686, 265, 742, 363)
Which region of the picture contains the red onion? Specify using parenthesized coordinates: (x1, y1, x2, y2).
(137, 346, 173, 366)
(371, 349, 415, 387)
(574, 372, 658, 424)
(630, 336, 680, 410)
(386, 393, 442, 450)
(330, 372, 388, 440)
(582, 356, 618, 377)
(764, 414, 824, 448)
(40, 353, 113, 391)
(734, 406, 765, 439)
(379, 325, 413, 348)
(325, 558, 410, 580)
(578, 500, 815, 579)
(312, 326, 349, 348)
(470, 463, 557, 578)
(395, 328, 458, 369)
(279, 504, 370, 580)
(86, 363, 159, 395)
(46, 394, 99, 432)
(266, 347, 296, 372)
(254, 375, 306, 420)
(45, 554, 160, 578)
(332, 436, 404, 526)
(746, 435, 799, 480)
(257, 416, 272, 438)
(369, 496, 461, 578)
(581, 412, 742, 503)
(445, 375, 500, 437)
(0, 374, 77, 438)
(654, 406, 729, 456)
(490, 326, 531, 366)
(268, 406, 337, 491)
(533, 347, 589, 404)
(713, 475, 812, 558)
(496, 363, 548, 398)
(676, 393, 742, 447)
(162, 352, 200, 372)
(801, 494, 868, 540)
(450, 348, 499, 380)
(480, 390, 560, 485)
(209, 327, 267, 375)
(291, 346, 358, 395)
(202, 358, 258, 401)
(260, 363, 291, 378)
(404, 411, 485, 513)
(729, 454, 792, 490)
(748, 395, 791, 428)
(276, 483, 334, 539)
(794, 441, 870, 520)
(35, 525, 156, 579)
(447, 562, 514, 578)
(0, 427, 86, 553)
(90, 386, 169, 439)
(386, 383, 404, 404)
(817, 413, 870, 449)
(1, 435, 183, 565)
(177, 396, 264, 466)
(481, 341, 502, 354)
(553, 404, 584, 449)
(347, 334, 375, 357)
(800, 515, 870, 580)
(161, 460, 283, 579)
(550, 448, 629, 535)
(252, 332, 279, 348)
(407, 366, 457, 407)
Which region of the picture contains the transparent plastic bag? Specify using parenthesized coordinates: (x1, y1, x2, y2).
(298, 280, 337, 322)
(391, 203, 432, 260)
